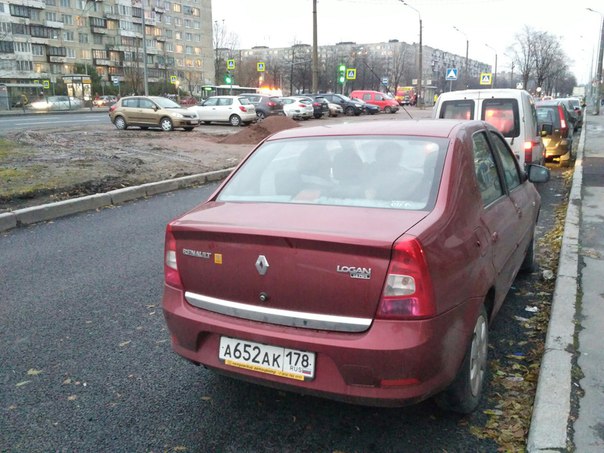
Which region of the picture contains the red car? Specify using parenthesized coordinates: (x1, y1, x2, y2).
(162, 119, 549, 413)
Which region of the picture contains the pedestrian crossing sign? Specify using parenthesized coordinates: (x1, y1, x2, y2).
(480, 73, 493, 85)
(346, 68, 356, 80)
(445, 68, 458, 80)
(227, 59, 236, 70)
(257, 62, 265, 72)
(170, 75, 177, 84)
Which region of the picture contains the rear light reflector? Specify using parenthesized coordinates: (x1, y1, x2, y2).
(164, 223, 183, 289)
(376, 237, 436, 319)
(381, 378, 421, 388)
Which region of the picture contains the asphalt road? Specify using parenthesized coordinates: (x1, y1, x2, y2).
(0, 154, 569, 452)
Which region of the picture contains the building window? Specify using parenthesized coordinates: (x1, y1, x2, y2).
(63, 14, 73, 25)
(67, 48, 76, 58)
(63, 31, 74, 41)
(174, 31, 181, 40)
(0, 41, 14, 53)
(60, 0, 71, 7)
(10, 4, 30, 18)
(44, 0, 56, 5)
(93, 34, 103, 45)
(32, 44, 45, 56)
(79, 33, 89, 44)
(30, 9, 40, 21)
(172, 3, 181, 13)
(15, 42, 31, 52)
(46, 11, 58, 21)
(16, 60, 33, 71)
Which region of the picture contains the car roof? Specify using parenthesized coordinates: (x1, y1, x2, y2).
(266, 119, 477, 141)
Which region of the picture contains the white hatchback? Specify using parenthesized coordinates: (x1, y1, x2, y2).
(188, 96, 257, 126)
(280, 97, 313, 120)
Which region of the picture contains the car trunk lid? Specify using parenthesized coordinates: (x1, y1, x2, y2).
(169, 202, 429, 331)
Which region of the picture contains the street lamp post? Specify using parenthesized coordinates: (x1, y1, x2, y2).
(400, 1, 422, 108)
(485, 43, 497, 88)
(311, 0, 319, 93)
(453, 26, 469, 89)
(587, 8, 604, 115)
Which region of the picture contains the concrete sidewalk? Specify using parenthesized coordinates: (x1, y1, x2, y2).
(528, 112, 604, 451)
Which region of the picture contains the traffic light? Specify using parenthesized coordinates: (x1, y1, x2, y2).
(338, 64, 346, 84)
(224, 72, 233, 84)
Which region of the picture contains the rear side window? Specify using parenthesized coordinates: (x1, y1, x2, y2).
(482, 99, 519, 138)
(122, 98, 138, 108)
(472, 132, 503, 206)
(439, 100, 474, 120)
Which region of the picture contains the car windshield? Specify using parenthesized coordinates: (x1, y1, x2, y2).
(217, 136, 447, 210)
(154, 97, 182, 108)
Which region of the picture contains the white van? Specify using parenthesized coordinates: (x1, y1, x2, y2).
(433, 89, 545, 167)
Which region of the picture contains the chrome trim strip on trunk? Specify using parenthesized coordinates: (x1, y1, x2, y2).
(184, 291, 372, 333)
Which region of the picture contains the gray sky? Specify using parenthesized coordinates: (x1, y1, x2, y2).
(212, 0, 603, 85)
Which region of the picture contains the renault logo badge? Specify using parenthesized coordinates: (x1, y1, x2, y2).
(255, 255, 269, 276)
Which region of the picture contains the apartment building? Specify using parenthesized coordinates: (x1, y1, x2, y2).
(0, 0, 214, 94)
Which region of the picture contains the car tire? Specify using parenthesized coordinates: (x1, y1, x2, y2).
(434, 306, 488, 414)
(160, 117, 173, 131)
(229, 115, 242, 127)
(184, 127, 194, 132)
(384, 106, 392, 114)
(314, 113, 323, 119)
(344, 106, 355, 116)
(114, 116, 128, 130)
(257, 111, 266, 120)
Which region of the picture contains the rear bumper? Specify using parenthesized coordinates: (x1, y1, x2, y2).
(162, 285, 481, 407)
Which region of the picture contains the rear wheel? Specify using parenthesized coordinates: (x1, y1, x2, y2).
(160, 117, 173, 131)
(344, 106, 355, 116)
(435, 306, 488, 414)
(229, 114, 242, 127)
(113, 116, 128, 130)
(257, 111, 266, 120)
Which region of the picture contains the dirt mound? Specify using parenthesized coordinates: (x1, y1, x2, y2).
(220, 115, 300, 145)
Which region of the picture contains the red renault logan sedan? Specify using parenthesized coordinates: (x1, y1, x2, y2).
(162, 119, 549, 413)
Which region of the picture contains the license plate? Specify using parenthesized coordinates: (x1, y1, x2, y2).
(219, 337, 315, 381)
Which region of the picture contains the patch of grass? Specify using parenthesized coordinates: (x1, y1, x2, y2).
(0, 137, 26, 160)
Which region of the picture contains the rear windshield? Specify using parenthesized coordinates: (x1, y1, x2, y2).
(217, 136, 448, 211)
(482, 99, 520, 138)
(439, 100, 474, 120)
(536, 106, 561, 128)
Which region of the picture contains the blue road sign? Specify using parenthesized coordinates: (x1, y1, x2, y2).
(446, 68, 458, 81)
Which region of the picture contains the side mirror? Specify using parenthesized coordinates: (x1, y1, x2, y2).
(540, 123, 553, 136)
(527, 164, 550, 183)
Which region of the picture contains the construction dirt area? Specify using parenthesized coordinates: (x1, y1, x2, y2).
(0, 115, 301, 213)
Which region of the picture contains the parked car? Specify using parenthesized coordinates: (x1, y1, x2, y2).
(293, 95, 329, 119)
(162, 119, 550, 413)
(314, 93, 363, 116)
(30, 95, 83, 111)
(280, 96, 313, 120)
(92, 95, 117, 107)
(555, 98, 581, 131)
(108, 96, 200, 131)
(354, 98, 380, 115)
(558, 97, 583, 129)
(324, 100, 343, 117)
(350, 90, 400, 113)
(178, 96, 199, 107)
(239, 93, 284, 119)
(536, 100, 575, 166)
(188, 96, 256, 126)
(433, 89, 545, 167)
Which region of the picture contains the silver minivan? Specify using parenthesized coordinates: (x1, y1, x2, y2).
(433, 89, 545, 167)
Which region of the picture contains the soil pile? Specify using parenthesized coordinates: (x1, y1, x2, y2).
(220, 115, 300, 145)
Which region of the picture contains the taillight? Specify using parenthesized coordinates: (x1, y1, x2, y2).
(109, 105, 117, 113)
(298, 103, 307, 108)
(558, 106, 567, 131)
(267, 101, 276, 107)
(164, 223, 183, 289)
(239, 105, 248, 112)
(376, 237, 435, 319)
(524, 141, 534, 163)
